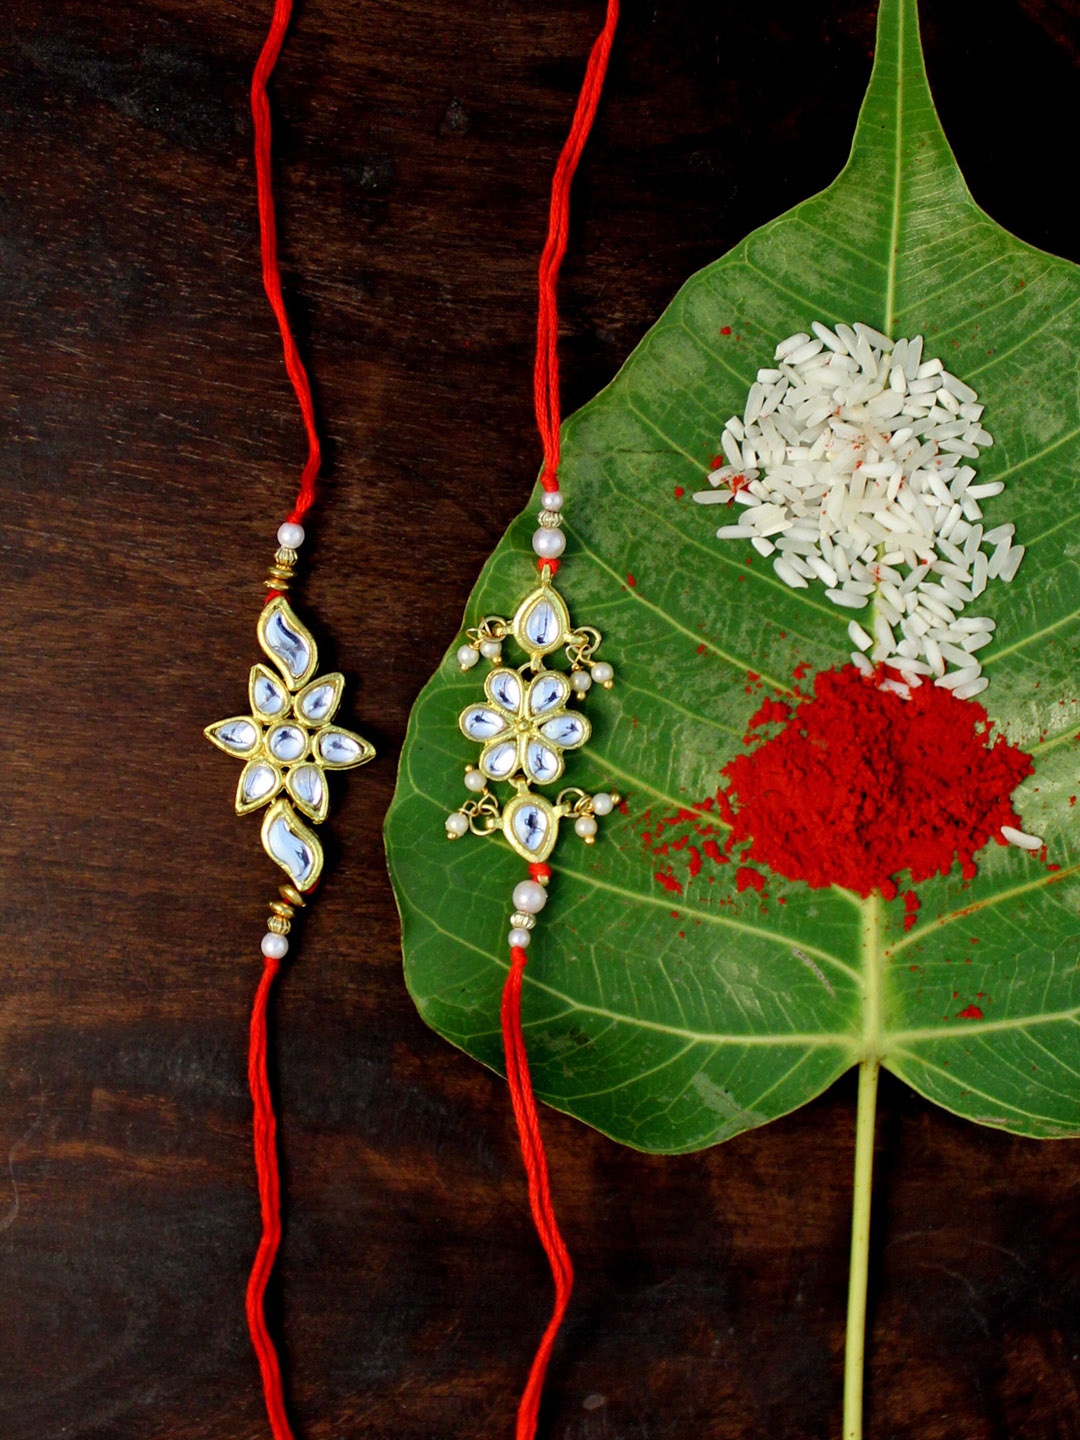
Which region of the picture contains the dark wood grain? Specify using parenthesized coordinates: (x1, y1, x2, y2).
(3, 2, 1080, 1436)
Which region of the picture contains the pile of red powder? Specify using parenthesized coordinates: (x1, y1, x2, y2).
(720, 665, 1034, 897)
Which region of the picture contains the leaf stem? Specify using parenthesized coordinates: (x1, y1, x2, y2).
(842, 1057, 879, 1440)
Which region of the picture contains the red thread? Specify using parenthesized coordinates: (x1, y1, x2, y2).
(246, 954, 295, 1440)
(501, 947, 574, 1440)
(252, 0, 320, 527)
(533, 0, 619, 492)
(503, 13, 619, 1424)
(245, 4, 313, 1434)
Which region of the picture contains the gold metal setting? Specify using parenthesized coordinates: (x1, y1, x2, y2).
(449, 568, 616, 863)
(207, 591, 374, 891)
(264, 545, 299, 592)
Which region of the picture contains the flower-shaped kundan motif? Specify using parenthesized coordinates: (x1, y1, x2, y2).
(206, 663, 374, 824)
(459, 666, 590, 786)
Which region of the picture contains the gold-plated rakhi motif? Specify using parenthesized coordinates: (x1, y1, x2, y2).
(206, 552, 374, 896)
(447, 567, 618, 862)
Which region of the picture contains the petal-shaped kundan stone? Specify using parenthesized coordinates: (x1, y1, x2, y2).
(524, 740, 562, 784)
(503, 792, 559, 863)
(539, 712, 590, 749)
(480, 738, 520, 781)
(258, 596, 318, 689)
(249, 664, 289, 719)
(261, 799, 323, 890)
(205, 716, 261, 757)
(511, 583, 571, 659)
(267, 723, 307, 762)
(527, 671, 570, 717)
(236, 759, 283, 814)
(295, 672, 344, 725)
(485, 668, 523, 714)
(286, 763, 328, 823)
(460, 706, 509, 742)
(316, 726, 375, 769)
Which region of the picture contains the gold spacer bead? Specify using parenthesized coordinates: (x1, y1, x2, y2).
(279, 884, 306, 908)
(267, 915, 291, 935)
(270, 900, 295, 920)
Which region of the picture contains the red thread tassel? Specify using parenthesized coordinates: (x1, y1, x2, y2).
(533, 0, 619, 492)
(252, 0, 321, 527)
(246, 955, 296, 1440)
(501, 947, 575, 1440)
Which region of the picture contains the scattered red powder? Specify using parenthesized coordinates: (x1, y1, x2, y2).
(735, 866, 765, 893)
(702, 839, 727, 865)
(627, 573, 637, 588)
(957, 1005, 984, 1020)
(687, 845, 703, 879)
(674, 485, 684, 498)
(655, 869, 682, 895)
(720, 665, 1034, 896)
(902, 890, 920, 932)
(720, 325, 732, 336)
(747, 696, 790, 731)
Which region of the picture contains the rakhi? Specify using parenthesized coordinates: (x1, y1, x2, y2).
(203, 4, 373, 1436)
(442, 3, 619, 1434)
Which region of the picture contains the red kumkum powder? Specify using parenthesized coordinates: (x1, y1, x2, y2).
(721, 665, 1034, 897)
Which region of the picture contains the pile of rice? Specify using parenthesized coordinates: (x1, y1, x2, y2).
(694, 321, 1023, 701)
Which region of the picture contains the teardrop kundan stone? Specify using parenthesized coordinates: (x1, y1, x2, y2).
(503, 792, 559, 862)
(511, 584, 571, 659)
(257, 597, 318, 689)
(261, 799, 323, 890)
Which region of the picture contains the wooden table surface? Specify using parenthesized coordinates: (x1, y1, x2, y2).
(3, 2, 1080, 1436)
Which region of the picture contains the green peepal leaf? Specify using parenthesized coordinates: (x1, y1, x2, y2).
(386, 0, 1080, 1154)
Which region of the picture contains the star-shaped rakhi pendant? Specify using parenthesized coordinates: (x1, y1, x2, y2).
(206, 596, 374, 892)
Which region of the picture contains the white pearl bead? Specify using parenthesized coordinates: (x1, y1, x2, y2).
(541, 490, 564, 511)
(261, 932, 289, 959)
(592, 792, 614, 816)
(508, 927, 532, 949)
(445, 812, 469, 837)
(570, 670, 592, 693)
(480, 639, 503, 659)
(458, 644, 480, 669)
(464, 769, 486, 792)
(512, 879, 549, 914)
(592, 661, 614, 684)
(574, 815, 598, 838)
(532, 527, 566, 559)
(277, 522, 305, 549)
